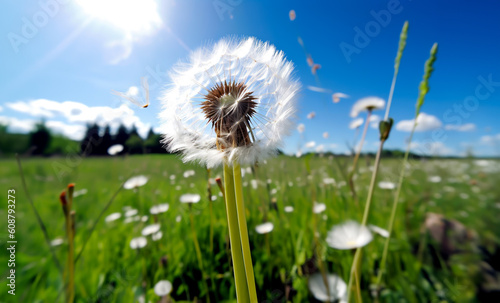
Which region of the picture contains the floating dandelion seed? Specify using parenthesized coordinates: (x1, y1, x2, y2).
(123, 175, 148, 189)
(180, 193, 201, 203)
(154, 280, 173, 297)
(141, 223, 161, 236)
(332, 92, 349, 103)
(307, 111, 316, 119)
(107, 144, 124, 155)
(289, 10, 296, 21)
(130, 237, 147, 249)
(326, 220, 373, 250)
(349, 118, 364, 129)
(255, 222, 274, 234)
(105, 212, 121, 222)
(308, 272, 347, 303)
(350, 97, 385, 118)
(323, 132, 329, 139)
(159, 37, 299, 168)
(112, 77, 150, 108)
(297, 123, 305, 133)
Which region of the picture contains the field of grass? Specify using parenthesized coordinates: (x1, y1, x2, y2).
(1, 154, 499, 302)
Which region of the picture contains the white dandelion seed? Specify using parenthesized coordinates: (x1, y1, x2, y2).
(255, 222, 274, 234)
(105, 212, 122, 222)
(154, 280, 173, 297)
(130, 237, 147, 249)
(313, 202, 326, 214)
(332, 92, 349, 103)
(323, 132, 329, 139)
(378, 181, 396, 190)
(180, 193, 201, 204)
(326, 220, 373, 250)
(428, 176, 442, 183)
(297, 123, 305, 133)
(308, 272, 347, 303)
(107, 144, 124, 156)
(123, 175, 148, 189)
(349, 118, 364, 129)
(159, 37, 300, 168)
(350, 97, 385, 118)
(307, 111, 316, 119)
(152, 231, 163, 241)
(142, 223, 161, 236)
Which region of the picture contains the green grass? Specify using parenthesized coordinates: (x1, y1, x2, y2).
(0, 154, 499, 302)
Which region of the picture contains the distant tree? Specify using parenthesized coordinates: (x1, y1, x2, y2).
(29, 121, 52, 155)
(99, 125, 112, 155)
(144, 127, 167, 154)
(80, 123, 101, 156)
(126, 134, 144, 154)
(114, 124, 130, 148)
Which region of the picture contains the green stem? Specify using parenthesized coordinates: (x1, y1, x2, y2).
(223, 164, 250, 302)
(375, 124, 416, 286)
(347, 139, 385, 302)
(189, 207, 211, 303)
(348, 110, 373, 200)
(15, 155, 63, 274)
(233, 163, 258, 303)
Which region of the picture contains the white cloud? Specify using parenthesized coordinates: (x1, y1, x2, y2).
(480, 133, 500, 145)
(45, 121, 87, 140)
(6, 99, 152, 138)
(396, 113, 442, 132)
(444, 123, 476, 132)
(369, 114, 381, 129)
(410, 141, 454, 156)
(0, 116, 36, 133)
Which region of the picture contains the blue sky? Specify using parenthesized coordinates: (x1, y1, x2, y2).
(1, 0, 500, 157)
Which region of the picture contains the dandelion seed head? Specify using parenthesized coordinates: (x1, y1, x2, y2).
(130, 237, 147, 249)
(160, 37, 300, 167)
(255, 222, 274, 234)
(154, 280, 172, 296)
(350, 97, 385, 118)
(326, 220, 373, 250)
(308, 272, 347, 303)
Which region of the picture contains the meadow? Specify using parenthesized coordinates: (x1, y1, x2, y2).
(1, 154, 499, 302)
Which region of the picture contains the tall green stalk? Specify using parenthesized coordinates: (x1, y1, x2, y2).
(376, 42, 438, 286)
(188, 205, 211, 303)
(233, 163, 258, 302)
(223, 164, 250, 302)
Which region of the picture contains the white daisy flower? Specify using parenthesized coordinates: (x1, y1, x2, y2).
(141, 223, 161, 236)
(326, 220, 373, 250)
(313, 202, 326, 214)
(349, 118, 364, 129)
(154, 280, 173, 297)
(284, 206, 294, 213)
(378, 181, 396, 190)
(308, 272, 347, 303)
(105, 212, 122, 222)
(152, 231, 163, 241)
(107, 144, 124, 156)
(123, 175, 148, 189)
(130, 237, 147, 249)
(159, 37, 300, 168)
(180, 193, 201, 204)
(255, 222, 274, 234)
(368, 224, 389, 238)
(428, 176, 442, 183)
(350, 97, 385, 118)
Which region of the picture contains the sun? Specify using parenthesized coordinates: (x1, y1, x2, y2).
(76, 0, 162, 34)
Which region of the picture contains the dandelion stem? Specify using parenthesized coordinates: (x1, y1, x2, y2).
(223, 164, 250, 302)
(15, 155, 63, 274)
(233, 163, 258, 303)
(375, 125, 416, 286)
(348, 109, 372, 201)
(207, 168, 214, 253)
